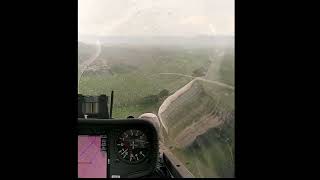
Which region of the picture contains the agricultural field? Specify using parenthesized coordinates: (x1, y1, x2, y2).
(78, 43, 212, 118)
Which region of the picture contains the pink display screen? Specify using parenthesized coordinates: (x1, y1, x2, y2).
(78, 135, 107, 178)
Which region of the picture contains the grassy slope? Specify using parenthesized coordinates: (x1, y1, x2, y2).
(160, 47, 234, 177)
(162, 81, 234, 177)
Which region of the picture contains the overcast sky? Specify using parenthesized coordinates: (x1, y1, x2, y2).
(78, 0, 234, 37)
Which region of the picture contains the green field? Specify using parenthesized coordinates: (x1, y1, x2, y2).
(79, 45, 212, 118)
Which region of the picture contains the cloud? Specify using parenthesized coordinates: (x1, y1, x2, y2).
(179, 16, 209, 25)
(78, 0, 234, 36)
(209, 24, 216, 36)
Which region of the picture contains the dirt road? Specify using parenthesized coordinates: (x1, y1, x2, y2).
(159, 73, 234, 90)
(78, 40, 102, 87)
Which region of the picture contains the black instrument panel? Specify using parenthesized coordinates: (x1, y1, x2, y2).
(78, 118, 159, 178)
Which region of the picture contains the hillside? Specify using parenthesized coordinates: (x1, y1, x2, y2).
(158, 52, 234, 177)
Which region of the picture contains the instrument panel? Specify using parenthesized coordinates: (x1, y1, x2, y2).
(78, 118, 159, 178)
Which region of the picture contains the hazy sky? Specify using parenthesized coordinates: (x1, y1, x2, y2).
(78, 0, 234, 37)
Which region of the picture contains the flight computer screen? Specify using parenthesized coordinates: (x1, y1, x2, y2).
(78, 135, 107, 178)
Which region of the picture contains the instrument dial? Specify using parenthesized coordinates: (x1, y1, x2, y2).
(116, 129, 149, 163)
